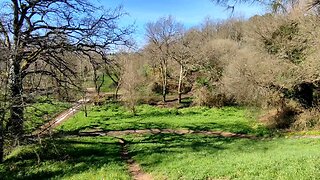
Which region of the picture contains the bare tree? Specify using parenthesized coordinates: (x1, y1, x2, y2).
(121, 53, 144, 115)
(170, 29, 203, 103)
(145, 16, 184, 102)
(0, 0, 132, 142)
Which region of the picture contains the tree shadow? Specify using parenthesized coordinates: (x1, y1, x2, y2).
(126, 133, 272, 168)
(0, 137, 126, 180)
(57, 104, 270, 137)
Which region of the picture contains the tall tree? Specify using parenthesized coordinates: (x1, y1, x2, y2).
(170, 29, 202, 103)
(145, 16, 184, 102)
(0, 0, 132, 142)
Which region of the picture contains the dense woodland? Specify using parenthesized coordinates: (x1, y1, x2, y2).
(114, 4, 320, 130)
(2, 0, 320, 178)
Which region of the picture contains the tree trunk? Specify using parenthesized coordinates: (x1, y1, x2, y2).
(178, 64, 183, 104)
(0, 108, 4, 163)
(84, 104, 88, 117)
(161, 61, 167, 102)
(163, 74, 167, 102)
(114, 81, 121, 100)
(7, 60, 24, 140)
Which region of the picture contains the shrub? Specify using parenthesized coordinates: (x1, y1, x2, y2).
(192, 86, 234, 107)
(293, 108, 320, 131)
(260, 107, 295, 129)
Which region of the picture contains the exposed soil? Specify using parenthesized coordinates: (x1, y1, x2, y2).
(118, 138, 154, 180)
(79, 129, 257, 139)
(31, 88, 100, 137)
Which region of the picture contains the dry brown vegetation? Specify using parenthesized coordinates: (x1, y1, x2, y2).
(114, 7, 320, 131)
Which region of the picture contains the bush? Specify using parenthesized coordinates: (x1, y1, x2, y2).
(193, 86, 234, 107)
(293, 108, 320, 131)
(260, 103, 300, 129)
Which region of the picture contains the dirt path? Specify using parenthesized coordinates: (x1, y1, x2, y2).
(32, 98, 90, 136)
(117, 137, 153, 180)
(78, 128, 255, 180)
(30, 90, 253, 180)
(31, 88, 102, 137)
(79, 129, 257, 139)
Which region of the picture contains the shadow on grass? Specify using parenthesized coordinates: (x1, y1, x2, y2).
(58, 119, 268, 138)
(126, 133, 271, 168)
(0, 137, 125, 180)
(57, 103, 270, 137)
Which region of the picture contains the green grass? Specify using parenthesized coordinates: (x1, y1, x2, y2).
(57, 104, 269, 136)
(0, 136, 130, 180)
(127, 134, 320, 180)
(99, 75, 117, 92)
(3, 103, 320, 179)
(84, 75, 117, 93)
(24, 97, 71, 133)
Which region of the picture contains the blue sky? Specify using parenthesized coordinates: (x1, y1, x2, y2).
(102, 0, 266, 47)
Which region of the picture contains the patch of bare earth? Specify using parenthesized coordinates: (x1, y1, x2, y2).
(79, 129, 256, 139)
(291, 135, 320, 139)
(118, 138, 154, 180)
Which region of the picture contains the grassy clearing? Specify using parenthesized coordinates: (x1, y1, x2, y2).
(127, 134, 320, 180)
(57, 104, 269, 136)
(24, 97, 71, 133)
(0, 136, 130, 180)
(3, 103, 320, 179)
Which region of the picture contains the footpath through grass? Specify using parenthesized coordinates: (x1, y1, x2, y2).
(57, 104, 269, 136)
(3, 103, 320, 179)
(0, 136, 130, 180)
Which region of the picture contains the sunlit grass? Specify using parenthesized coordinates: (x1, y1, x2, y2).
(128, 134, 320, 180)
(57, 104, 269, 137)
(3, 103, 320, 179)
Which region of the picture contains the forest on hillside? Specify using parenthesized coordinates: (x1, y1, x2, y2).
(2, 1, 320, 178)
(95, 3, 320, 131)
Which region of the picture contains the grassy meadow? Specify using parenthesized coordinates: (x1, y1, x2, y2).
(1, 103, 320, 179)
(57, 104, 269, 136)
(128, 134, 320, 179)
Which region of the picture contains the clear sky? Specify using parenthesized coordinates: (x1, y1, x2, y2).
(102, 0, 266, 47)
